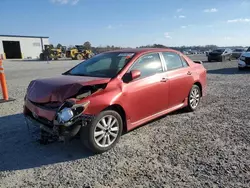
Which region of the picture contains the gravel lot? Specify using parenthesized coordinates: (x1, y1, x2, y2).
(0, 56, 249, 188)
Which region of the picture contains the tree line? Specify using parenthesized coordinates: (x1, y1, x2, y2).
(50, 41, 247, 54)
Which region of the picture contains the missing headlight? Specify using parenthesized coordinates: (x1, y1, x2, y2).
(72, 106, 84, 116)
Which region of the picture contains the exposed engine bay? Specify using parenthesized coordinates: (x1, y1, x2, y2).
(74, 83, 107, 100)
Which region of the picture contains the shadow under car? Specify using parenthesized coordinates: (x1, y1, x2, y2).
(0, 113, 92, 172)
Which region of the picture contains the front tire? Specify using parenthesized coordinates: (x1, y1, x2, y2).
(76, 54, 83, 60)
(186, 85, 201, 112)
(80, 110, 123, 154)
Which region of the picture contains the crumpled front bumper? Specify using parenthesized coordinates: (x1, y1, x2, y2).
(23, 98, 94, 139)
(25, 114, 59, 136)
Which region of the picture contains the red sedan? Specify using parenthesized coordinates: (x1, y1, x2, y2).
(24, 48, 207, 153)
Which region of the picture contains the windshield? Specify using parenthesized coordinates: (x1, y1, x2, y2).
(247, 47, 250, 52)
(66, 52, 135, 78)
(234, 49, 244, 52)
(213, 49, 225, 53)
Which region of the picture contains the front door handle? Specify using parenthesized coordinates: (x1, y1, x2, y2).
(161, 77, 168, 82)
(187, 71, 192, 75)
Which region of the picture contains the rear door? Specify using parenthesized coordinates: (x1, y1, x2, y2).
(161, 52, 194, 108)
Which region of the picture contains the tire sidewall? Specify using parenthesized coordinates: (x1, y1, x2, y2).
(77, 54, 83, 60)
(81, 110, 123, 153)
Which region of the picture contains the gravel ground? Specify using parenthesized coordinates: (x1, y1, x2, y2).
(0, 56, 249, 188)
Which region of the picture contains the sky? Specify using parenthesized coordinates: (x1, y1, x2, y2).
(1, 0, 250, 47)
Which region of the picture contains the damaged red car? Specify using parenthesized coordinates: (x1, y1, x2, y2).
(24, 48, 207, 153)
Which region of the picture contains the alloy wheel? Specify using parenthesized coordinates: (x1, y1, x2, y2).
(190, 87, 200, 109)
(94, 115, 119, 148)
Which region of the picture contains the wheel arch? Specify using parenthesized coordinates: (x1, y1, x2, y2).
(102, 104, 127, 133)
(193, 82, 202, 96)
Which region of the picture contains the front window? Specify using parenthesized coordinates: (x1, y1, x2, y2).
(246, 47, 250, 52)
(128, 53, 163, 79)
(66, 52, 135, 78)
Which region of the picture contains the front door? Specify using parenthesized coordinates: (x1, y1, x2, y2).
(121, 52, 169, 123)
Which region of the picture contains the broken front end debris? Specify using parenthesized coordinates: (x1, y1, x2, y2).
(24, 97, 94, 144)
(23, 79, 108, 144)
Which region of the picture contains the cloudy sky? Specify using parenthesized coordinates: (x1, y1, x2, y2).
(1, 0, 250, 47)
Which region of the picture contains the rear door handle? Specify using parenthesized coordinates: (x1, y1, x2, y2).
(161, 77, 168, 82)
(187, 71, 192, 75)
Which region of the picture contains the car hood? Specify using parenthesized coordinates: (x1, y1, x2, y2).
(27, 75, 111, 103)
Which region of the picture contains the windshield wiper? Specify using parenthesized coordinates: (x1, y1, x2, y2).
(62, 72, 89, 76)
(70, 73, 90, 76)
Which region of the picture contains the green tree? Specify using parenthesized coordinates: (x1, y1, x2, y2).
(57, 43, 63, 49)
(83, 41, 91, 50)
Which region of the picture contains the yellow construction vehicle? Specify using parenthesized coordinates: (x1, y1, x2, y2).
(56, 46, 66, 58)
(66, 45, 93, 60)
(66, 47, 79, 59)
(40, 45, 60, 61)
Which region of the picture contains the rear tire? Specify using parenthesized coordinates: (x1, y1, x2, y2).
(80, 110, 123, 154)
(185, 85, 201, 112)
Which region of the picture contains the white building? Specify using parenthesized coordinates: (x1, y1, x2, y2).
(0, 35, 49, 60)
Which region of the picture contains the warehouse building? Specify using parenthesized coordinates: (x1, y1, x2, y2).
(0, 35, 49, 60)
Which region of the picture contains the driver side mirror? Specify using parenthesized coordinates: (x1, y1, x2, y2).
(122, 70, 141, 83)
(131, 70, 141, 80)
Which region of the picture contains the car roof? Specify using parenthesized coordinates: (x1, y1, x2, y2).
(102, 48, 181, 54)
(214, 48, 225, 50)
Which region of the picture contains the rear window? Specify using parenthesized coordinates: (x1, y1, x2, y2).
(162, 52, 184, 71)
(234, 49, 244, 52)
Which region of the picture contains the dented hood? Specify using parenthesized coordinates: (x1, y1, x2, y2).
(27, 75, 110, 103)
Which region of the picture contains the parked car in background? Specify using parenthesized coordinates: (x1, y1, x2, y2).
(24, 48, 207, 153)
(238, 47, 250, 70)
(205, 50, 212, 57)
(189, 50, 198, 55)
(232, 48, 246, 59)
(207, 48, 232, 62)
